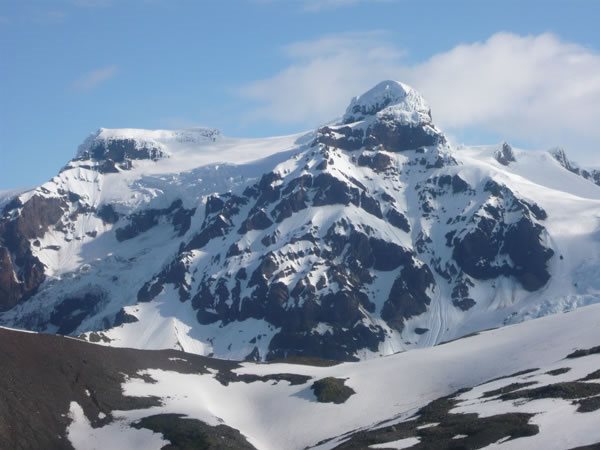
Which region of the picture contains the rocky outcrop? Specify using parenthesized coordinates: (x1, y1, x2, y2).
(73, 135, 169, 173)
(549, 147, 600, 186)
(0, 195, 66, 311)
(382, 262, 435, 332)
(494, 142, 516, 166)
(115, 199, 194, 241)
(452, 182, 553, 291)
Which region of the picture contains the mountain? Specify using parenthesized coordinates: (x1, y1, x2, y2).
(2, 80, 600, 362)
(2, 301, 600, 449)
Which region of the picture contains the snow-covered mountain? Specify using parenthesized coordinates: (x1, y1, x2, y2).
(2, 80, 600, 362)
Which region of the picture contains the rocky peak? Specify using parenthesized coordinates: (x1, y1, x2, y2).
(342, 80, 431, 125)
(549, 147, 573, 170)
(317, 80, 445, 153)
(549, 147, 600, 187)
(74, 128, 169, 172)
(494, 142, 516, 166)
(72, 127, 224, 173)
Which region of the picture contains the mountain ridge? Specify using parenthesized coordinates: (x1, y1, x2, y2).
(1, 80, 600, 362)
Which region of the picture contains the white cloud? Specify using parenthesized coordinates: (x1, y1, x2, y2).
(239, 32, 403, 125)
(72, 65, 118, 91)
(239, 32, 600, 163)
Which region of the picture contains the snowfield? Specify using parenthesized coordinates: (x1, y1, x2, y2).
(62, 303, 600, 450)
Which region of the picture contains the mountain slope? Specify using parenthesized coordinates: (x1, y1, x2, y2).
(1, 81, 600, 361)
(2, 302, 600, 450)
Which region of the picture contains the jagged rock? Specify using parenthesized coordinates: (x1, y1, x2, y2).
(313, 173, 360, 206)
(381, 263, 435, 332)
(494, 142, 516, 166)
(238, 209, 273, 234)
(357, 152, 393, 172)
(549, 147, 600, 187)
(386, 209, 411, 232)
(77, 135, 168, 172)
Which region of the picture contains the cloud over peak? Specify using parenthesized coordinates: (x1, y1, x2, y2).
(239, 31, 600, 163)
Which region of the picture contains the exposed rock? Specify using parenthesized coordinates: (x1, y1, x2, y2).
(50, 290, 106, 335)
(238, 209, 274, 234)
(363, 120, 441, 152)
(311, 377, 355, 404)
(495, 142, 516, 166)
(77, 136, 168, 172)
(382, 262, 435, 332)
(549, 147, 600, 187)
(316, 126, 364, 151)
(386, 208, 410, 232)
(313, 173, 359, 206)
(452, 188, 554, 291)
(115, 199, 192, 241)
(0, 195, 66, 310)
(357, 152, 393, 172)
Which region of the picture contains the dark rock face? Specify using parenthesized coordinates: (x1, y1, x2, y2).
(0, 247, 26, 311)
(452, 182, 553, 292)
(451, 278, 476, 311)
(317, 126, 365, 151)
(503, 219, 554, 290)
(364, 120, 441, 152)
(0, 195, 67, 311)
(311, 377, 355, 404)
(357, 152, 393, 172)
(495, 142, 516, 166)
(50, 290, 106, 335)
(185, 194, 247, 251)
(239, 209, 273, 234)
(76, 138, 168, 172)
(113, 308, 139, 326)
(313, 173, 360, 206)
(386, 209, 410, 232)
(382, 263, 435, 332)
(316, 120, 442, 153)
(138, 161, 432, 360)
(115, 199, 194, 241)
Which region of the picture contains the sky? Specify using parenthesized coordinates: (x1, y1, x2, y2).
(1, 0, 600, 190)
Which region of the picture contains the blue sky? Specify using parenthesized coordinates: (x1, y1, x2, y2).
(1, 0, 600, 189)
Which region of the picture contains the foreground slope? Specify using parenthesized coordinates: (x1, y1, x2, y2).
(2, 304, 600, 450)
(1, 81, 600, 361)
